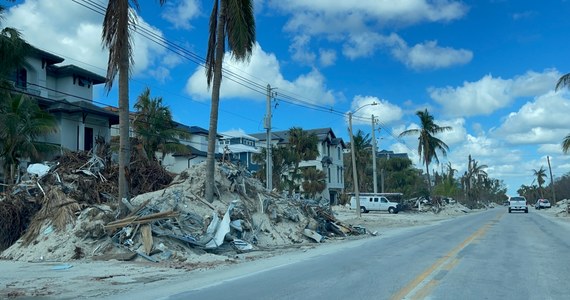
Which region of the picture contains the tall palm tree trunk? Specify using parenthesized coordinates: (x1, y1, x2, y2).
(118, 25, 130, 209)
(205, 4, 226, 203)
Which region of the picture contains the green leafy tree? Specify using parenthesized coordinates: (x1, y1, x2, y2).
(399, 109, 452, 194)
(0, 93, 57, 183)
(133, 87, 189, 161)
(204, 0, 256, 203)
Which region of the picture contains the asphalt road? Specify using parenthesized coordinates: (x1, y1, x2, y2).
(158, 208, 570, 300)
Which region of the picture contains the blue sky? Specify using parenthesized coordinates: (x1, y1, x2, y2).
(4, 0, 570, 195)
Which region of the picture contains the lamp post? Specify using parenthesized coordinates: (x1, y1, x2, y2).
(371, 115, 378, 194)
(348, 102, 377, 218)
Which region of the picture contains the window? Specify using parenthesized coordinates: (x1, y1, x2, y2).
(374, 198, 379, 202)
(337, 147, 341, 160)
(15, 68, 27, 89)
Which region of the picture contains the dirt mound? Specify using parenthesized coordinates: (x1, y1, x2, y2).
(1, 155, 360, 264)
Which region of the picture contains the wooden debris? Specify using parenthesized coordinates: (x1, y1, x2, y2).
(104, 210, 179, 230)
(141, 225, 153, 255)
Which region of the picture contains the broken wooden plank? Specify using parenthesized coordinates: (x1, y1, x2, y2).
(141, 224, 153, 255)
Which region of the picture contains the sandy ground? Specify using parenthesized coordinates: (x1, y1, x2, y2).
(0, 203, 481, 299)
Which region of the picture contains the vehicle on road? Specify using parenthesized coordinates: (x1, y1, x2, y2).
(350, 193, 401, 214)
(535, 199, 551, 210)
(508, 196, 528, 213)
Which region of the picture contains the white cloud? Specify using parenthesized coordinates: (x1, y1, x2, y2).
(429, 69, 561, 117)
(391, 40, 473, 70)
(492, 91, 570, 145)
(348, 96, 403, 126)
(318, 48, 337, 67)
(161, 0, 201, 30)
(343, 33, 472, 70)
(185, 43, 337, 105)
(289, 34, 316, 65)
(5, 0, 169, 82)
(273, 0, 468, 35)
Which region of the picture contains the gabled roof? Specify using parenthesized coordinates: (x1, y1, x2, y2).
(29, 45, 64, 65)
(45, 99, 119, 125)
(47, 65, 106, 84)
(249, 127, 346, 148)
(174, 123, 221, 137)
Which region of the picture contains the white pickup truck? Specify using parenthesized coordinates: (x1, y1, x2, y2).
(350, 194, 401, 214)
(508, 196, 528, 213)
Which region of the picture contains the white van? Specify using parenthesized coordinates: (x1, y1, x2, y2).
(350, 194, 401, 214)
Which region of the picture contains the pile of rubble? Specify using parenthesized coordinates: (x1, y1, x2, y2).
(1, 151, 363, 265)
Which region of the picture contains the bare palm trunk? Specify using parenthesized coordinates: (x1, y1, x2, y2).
(118, 42, 130, 211)
(205, 7, 226, 203)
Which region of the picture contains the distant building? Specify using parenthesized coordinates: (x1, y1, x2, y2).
(376, 150, 409, 160)
(218, 130, 260, 171)
(250, 128, 346, 204)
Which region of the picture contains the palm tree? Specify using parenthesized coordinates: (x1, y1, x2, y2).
(562, 134, 570, 154)
(285, 127, 318, 196)
(133, 87, 189, 161)
(533, 166, 547, 198)
(204, 0, 256, 203)
(345, 130, 372, 191)
(0, 93, 57, 184)
(101, 0, 166, 209)
(0, 1, 30, 88)
(399, 109, 452, 194)
(301, 168, 327, 199)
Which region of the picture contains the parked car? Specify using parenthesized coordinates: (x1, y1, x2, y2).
(535, 199, 551, 210)
(350, 194, 401, 214)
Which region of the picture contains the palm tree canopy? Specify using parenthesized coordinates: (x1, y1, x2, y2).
(1, 1, 30, 86)
(533, 167, 547, 187)
(399, 109, 452, 166)
(562, 134, 570, 154)
(206, 0, 255, 87)
(555, 73, 570, 91)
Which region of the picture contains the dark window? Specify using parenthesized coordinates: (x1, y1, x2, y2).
(84, 127, 94, 151)
(15, 68, 27, 89)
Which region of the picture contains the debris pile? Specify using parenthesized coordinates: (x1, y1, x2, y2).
(1, 152, 364, 264)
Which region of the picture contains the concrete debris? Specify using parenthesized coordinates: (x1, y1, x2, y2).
(1, 154, 365, 264)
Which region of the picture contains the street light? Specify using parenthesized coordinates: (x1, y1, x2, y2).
(348, 102, 377, 218)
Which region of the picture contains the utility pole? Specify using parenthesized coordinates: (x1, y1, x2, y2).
(381, 168, 385, 193)
(547, 156, 556, 204)
(265, 84, 272, 191)
(349, 112, 361, 218)
(371, 115, 378, 194)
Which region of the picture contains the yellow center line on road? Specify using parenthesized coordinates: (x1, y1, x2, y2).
(390, 212, 502, 300)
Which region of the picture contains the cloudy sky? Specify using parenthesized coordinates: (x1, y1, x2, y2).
(4, 0, 570, 195)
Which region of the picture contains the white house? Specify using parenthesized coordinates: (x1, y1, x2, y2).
(160, 124, 220, 174)
(250, 128, 346, 204)
(11, 46, 118, 153)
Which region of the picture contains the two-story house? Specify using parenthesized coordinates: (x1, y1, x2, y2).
(160, 124, 220, 174)
(250, 128, 346, 204)
(10, 46, 118, 154)
(218, 130, 260, 171)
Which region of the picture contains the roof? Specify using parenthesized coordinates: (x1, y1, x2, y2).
(224, 144, 260, 154)
(47, 65, 106, 84)
(174, 123, 222, 137)
(250, 128, 346, 148)
(377, 150, 409, 159)
(29, 45, 65, 65)
(220, 130, 259, 141)
(45, 99, 119, 125)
